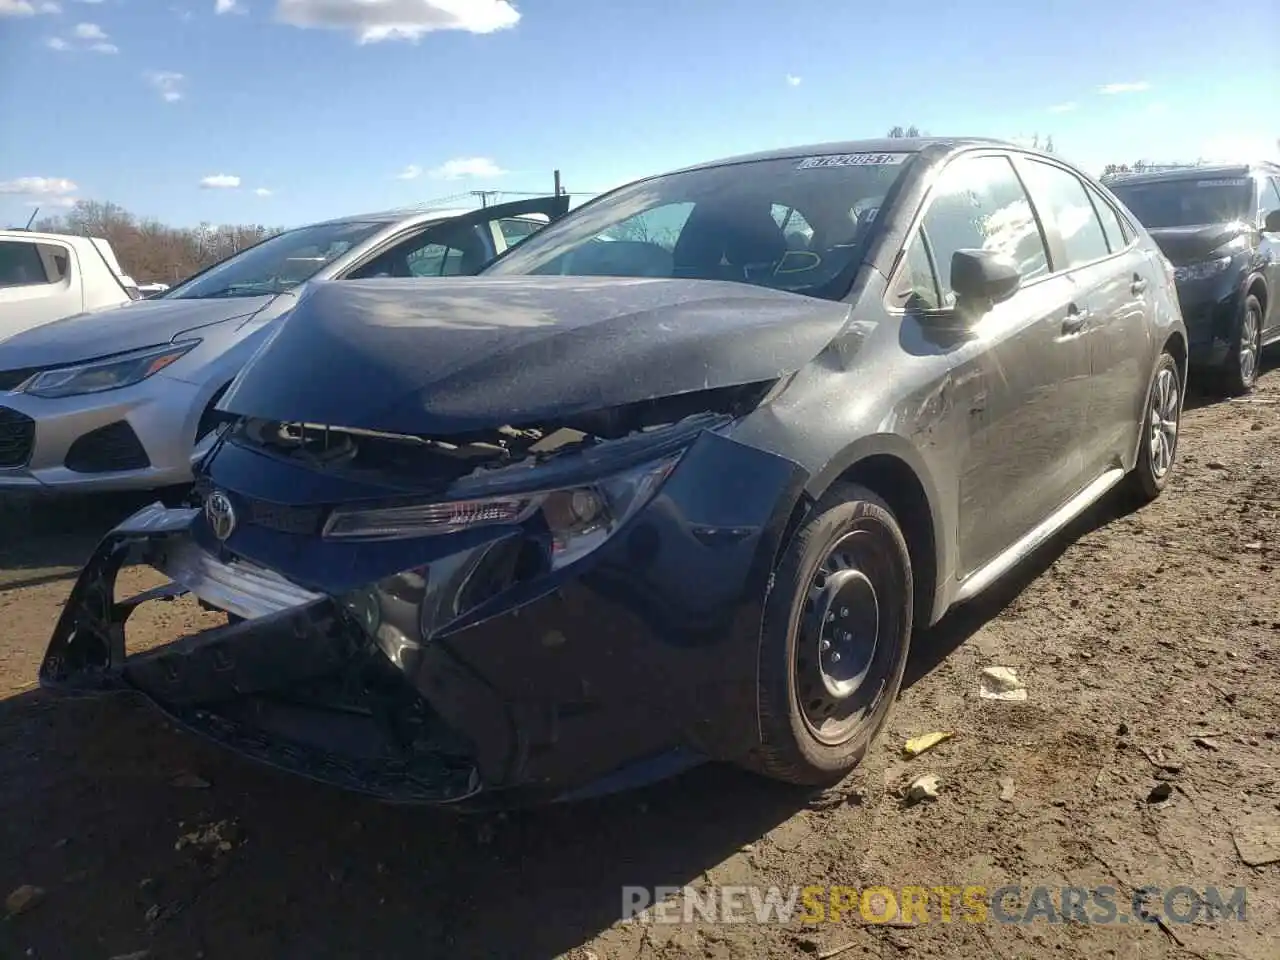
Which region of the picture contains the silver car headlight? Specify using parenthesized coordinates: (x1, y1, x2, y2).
(22, 340, 200, 399)
(323, 452, 682, 569)
(1173, 256, 1231, 283)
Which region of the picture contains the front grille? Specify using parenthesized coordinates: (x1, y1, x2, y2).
(64, 421, 150, 473)
(0, 407, 35, 468)
(0, 369, 37, 393)
(193, 477, 326, 535)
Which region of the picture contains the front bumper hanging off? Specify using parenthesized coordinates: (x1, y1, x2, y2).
(39, 503, 485, 805)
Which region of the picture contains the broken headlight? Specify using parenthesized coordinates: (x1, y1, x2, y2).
(323, 453, 682, 569)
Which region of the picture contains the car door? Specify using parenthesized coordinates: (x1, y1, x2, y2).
(345, 196, 571, 280)
(1259, 176, 1280, 341)
(0, 238, 83, 340)
(1014, 156, 1154, 478)
(893, 152, 1091, 578)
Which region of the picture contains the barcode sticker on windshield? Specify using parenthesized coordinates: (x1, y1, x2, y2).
(798, 153, 909, 169)
(1196, 179, 1248, 187)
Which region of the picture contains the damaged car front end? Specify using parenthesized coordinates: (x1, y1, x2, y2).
(40, 277, 837, 807)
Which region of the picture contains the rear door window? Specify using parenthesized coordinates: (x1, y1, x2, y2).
(917, 154, 1050, 306)
(0, 241, 55, 288)
(1019, 159, 1112, 269)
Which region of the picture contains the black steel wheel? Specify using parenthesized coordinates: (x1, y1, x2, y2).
(742, 481, 913, 786)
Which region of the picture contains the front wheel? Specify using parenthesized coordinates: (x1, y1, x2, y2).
(1219, 294, 1263, 395)
(1126, 350, 1182, 503)
(740, 482, 913, 786)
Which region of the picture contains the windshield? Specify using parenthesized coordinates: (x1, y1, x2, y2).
(482, 152, 916, 299)
(166, 220, 386, 299)
(1110, 177, 1253, 229)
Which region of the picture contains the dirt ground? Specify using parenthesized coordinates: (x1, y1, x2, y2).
(1, 366, 1277, 960)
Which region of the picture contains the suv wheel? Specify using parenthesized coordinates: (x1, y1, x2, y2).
(1220, 294, 1263, 395)
(742, 482, 913, 786)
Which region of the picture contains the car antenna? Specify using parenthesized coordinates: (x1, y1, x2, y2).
(24, 207, 39, 230)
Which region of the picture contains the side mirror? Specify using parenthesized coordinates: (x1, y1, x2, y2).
(1264, 210, 1280, 234)
(951, 249, 1021, 314)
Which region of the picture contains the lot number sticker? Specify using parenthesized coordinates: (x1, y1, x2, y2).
(798, 153, 910, 169)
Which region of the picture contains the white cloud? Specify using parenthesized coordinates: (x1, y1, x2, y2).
(74, 0, 105, 4)
(1098, 81, 1151, 95)
(73, 21, 108, 38)
(46, 36, 70, 49)
(200, 174, 241, 189)
(276, 0, 520, 44)
(215, 0, 242, 12)
(394, 164, 423, 180)
(428, 156, 506, 179)
(146, 70, 185, 101)
(0, 176, 78, 196)
(785, 74, 802, 87)
(254, 187, 273, 196)
(1048, 101, 1077, 113)
(0, 0, 61, 14)
(89, 40, 118, 52)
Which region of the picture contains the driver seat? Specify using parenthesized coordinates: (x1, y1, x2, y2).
(673, 204, 789, 281)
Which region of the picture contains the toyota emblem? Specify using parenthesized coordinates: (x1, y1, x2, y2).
(205, 490, 237, 541)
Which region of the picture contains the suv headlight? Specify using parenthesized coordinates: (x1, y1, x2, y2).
(22, 340, 200, 399)
(323, 453, 682, 568)
(1173, 256, 1231, 283)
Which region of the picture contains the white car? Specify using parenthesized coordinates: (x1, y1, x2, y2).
(0, 230, 141, 342)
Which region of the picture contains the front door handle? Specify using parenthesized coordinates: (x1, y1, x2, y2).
(1062, 307, 1089, 335)
(1131, 275, 1149, 295)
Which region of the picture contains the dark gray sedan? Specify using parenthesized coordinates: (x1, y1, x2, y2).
(42, 138, 1187, 805)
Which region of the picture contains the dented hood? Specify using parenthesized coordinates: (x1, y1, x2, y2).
(219, 276, 852, 435)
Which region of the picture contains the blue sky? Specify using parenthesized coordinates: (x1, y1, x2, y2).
(1, 0, 1276, 228)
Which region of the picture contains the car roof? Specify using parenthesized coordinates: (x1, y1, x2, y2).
(1105, 163, 1271, 186)
(0, 228, 108, 246)
(670, 137, 1018, 174)
(301, 207, 478, 230)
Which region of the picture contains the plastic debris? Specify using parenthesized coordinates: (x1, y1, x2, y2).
(903, 731, 953, 758)
(979, 666, 1027, 701)
(907, 774, 941, 802)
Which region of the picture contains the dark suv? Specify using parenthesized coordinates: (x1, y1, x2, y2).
(1108, 163, 1280, 393)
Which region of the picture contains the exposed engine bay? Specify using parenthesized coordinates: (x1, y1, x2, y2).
(229, 380, 776, 489)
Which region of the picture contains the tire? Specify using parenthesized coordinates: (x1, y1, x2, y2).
(741, 482, 913, 786)
(1218, 294, 1263, 396)
(1126, 350, 1182, 504)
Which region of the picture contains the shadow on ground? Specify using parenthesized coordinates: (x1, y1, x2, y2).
(0, 490, 177, 590)
(0, 487, 1142, 959)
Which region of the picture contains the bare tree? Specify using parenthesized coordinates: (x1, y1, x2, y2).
(887, 125, 922, 138)
(33, 200, 282, 284)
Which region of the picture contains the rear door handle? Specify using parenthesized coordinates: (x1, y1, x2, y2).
(1131, 275, 1149, 295)
(1062, 307, 1089, 335)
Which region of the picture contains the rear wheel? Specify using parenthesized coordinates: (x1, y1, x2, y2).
(741, 482, 913, 786)
(1126, 350, 1182, 503)
(1219, 294, 1263, 395)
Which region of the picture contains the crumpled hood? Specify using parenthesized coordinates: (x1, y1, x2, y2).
(1148, 222, 1249, 266)
(219, 276, 853, 435)
(0, 294, 277, 369)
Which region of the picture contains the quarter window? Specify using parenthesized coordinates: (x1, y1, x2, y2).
(1021, 160, 1113, 268)
(892, 230, 941, 310)
(498, 217, 544, 249)
(918, 154, 1050, 306)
